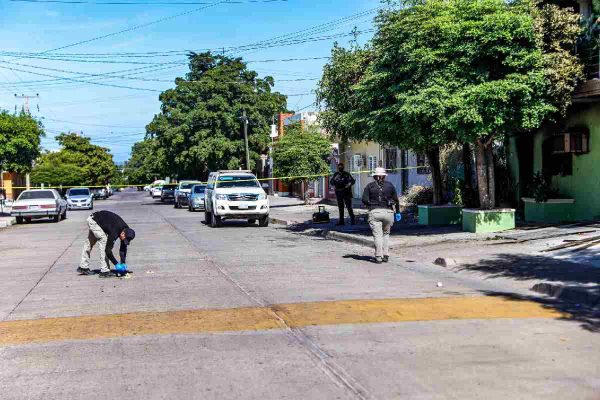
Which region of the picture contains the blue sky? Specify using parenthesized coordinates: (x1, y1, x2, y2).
(0, 0, 379, 162)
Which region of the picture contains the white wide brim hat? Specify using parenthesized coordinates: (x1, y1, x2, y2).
(373, 167, 387, 176)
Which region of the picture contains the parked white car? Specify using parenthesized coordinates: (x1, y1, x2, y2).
(151, 185, 163, 199)
(204, 171, 269, 227)
(11, 189, 68, 224)
(66, 187, 93, 210)
(174, 180, 202, 209)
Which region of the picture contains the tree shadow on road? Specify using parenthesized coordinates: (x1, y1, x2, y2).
(481, 290, 600, 333)
(456, 253, 600, 285)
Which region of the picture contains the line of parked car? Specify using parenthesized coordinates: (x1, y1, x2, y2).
(10, 186, 116, 224)
(144, 170, 271, 228)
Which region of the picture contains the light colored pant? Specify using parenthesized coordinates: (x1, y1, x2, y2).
(368, 208, 394, 258)
(79, 215, 111, 273)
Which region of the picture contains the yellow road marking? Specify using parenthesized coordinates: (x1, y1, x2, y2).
(0, 297, 566, 345)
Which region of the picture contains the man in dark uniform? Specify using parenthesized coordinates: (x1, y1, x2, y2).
(77, 210, 135, 277)
(362, 167, 400, 264)
(330, 163, 356, 225)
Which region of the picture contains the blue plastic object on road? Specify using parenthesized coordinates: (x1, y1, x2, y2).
(115, 263, 128, 274)
(394, 212, 402, 222)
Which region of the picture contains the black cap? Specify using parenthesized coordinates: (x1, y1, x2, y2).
(123, 228, 135, 245)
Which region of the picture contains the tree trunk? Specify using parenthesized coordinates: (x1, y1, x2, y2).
(485, 144, 495, 208)
(462, 143, 473, 190)
(426, 146, 443, 206)
(462, 143, 474, 207)
(475, 139, 495, 209)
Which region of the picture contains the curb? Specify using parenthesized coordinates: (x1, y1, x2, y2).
(270, 216, 374, 247)
(323, 230, 373, 247)
(531, 282, 600, 307)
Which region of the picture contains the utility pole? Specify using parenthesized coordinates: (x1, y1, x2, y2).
(240, 110, 250, 171)
(14, 93, 39, 114)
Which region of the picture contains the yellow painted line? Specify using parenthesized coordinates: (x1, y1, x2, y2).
(0, 297, 566, 346)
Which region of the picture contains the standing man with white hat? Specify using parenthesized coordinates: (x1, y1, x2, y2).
(362, 167, 400, 264)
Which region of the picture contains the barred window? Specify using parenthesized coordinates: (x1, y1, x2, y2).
(368, 155, 378, 174)
(416, 153, 431, 175)
(385, 148, 398, 171)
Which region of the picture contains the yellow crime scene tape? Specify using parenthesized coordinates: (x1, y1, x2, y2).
(0, 166, 427, 190)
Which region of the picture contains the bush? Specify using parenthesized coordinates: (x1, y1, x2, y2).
(402, 185, 433, 206)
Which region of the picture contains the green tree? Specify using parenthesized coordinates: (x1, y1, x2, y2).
(0, 111, 44, 173)
(272, 123, 332, 202)
(31, 133, 117, 187)
(316, 43, 372, 142)
(352, 0, 582, 209)
(147, 52, 288, 179)
(124, 138, 165, 185)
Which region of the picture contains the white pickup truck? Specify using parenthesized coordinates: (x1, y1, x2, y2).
(204, 171, 269, 227)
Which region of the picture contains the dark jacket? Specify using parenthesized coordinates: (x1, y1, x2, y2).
(362, 180, 400, 212)
(330, 171, 356, 196)
(92, 210, 129, 265)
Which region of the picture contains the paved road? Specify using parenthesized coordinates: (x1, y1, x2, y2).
(0, 190, 598, 399)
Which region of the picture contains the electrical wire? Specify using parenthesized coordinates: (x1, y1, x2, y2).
(10, 0, 287, 4)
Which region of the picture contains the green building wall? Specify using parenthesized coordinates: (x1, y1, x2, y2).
(526, 104, 600, 221)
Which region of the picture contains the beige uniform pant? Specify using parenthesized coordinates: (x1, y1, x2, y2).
(79, 215, 111, 273)
(368, 208, 395, 258)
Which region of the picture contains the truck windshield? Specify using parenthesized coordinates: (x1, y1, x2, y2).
(216, 175, 259, 188)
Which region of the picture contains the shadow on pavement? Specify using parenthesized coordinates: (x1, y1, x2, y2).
(343, 254, 376, 263)
(457, 253, 600, 285)
(481, 290, 600, 333)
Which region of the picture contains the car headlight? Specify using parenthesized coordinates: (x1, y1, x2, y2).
(258, 193, 266, 200)
(216, 194, 228, 200)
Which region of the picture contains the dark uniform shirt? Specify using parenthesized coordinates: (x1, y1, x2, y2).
(92, 210, 130, 265)
(330, 171, 356, 196)
(362, 180, 400, 212)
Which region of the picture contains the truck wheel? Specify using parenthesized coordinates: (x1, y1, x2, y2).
(211, 212, 222, 228)
(259, 216, 269, 227)
(174, 201, 180, 209)
(204, 211, 210, 224)
(248, 219, 256, 224)
(16, 216, 23, 224)
(53, 213, 60, 223)
(62, 209, 67, 220)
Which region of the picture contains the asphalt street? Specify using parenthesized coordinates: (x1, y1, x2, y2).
(0, 190, 598, 399)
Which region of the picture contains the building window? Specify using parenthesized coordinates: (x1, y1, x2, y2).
(543, 138, 573, 176)
(416, 153, 430, 175)
(368, 155, 378, 174)
(385, 148, 398, 171)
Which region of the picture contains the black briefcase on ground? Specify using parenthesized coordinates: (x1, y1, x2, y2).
(312, 206, 330, 224)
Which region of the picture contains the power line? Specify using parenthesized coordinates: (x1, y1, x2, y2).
(10, 0, 287, 4)
(8, 1, 229, 58)
(0, 64, 162, 92)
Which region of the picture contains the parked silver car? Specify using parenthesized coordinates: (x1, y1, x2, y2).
(11, 189, 68, 224)
(66, 187, 93, 210)
(188, 184, 207, 212)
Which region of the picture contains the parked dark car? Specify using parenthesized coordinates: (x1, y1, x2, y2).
(160, 184, 177, 202)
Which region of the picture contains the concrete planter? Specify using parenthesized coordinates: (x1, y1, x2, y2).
(522, 198, 575, 224)
(462, 208, 515, 233)
(418, 204, 462, 225)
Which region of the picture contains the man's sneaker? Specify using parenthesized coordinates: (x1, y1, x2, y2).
(98, 271, 112, 278)
(375, 257, 383, 264)
(77, 267, 93, 275)
(383, 255, 389, 263)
